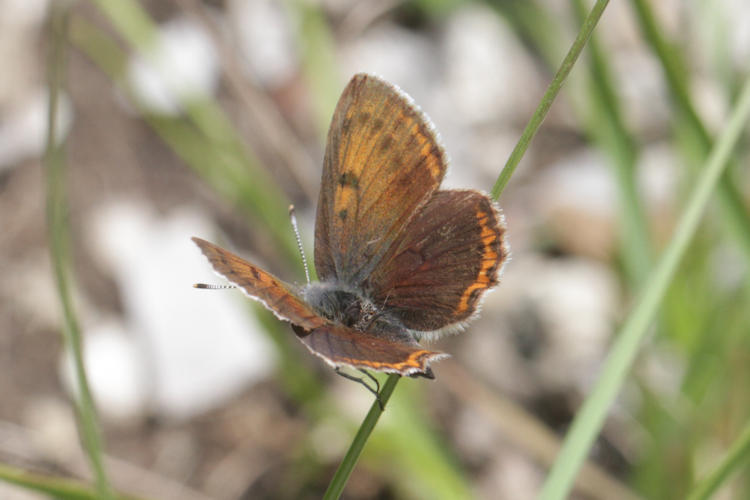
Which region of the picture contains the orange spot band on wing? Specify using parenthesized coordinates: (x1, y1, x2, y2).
(337, 349, 436, 371)
(415, 130, 442, 180)
(456, 207, 500, 314)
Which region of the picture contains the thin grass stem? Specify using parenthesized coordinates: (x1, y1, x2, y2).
(571, 0, 652, 286)
(322, 374, 400, 500)
(0, 464, 145, 500)
(630, 0, 750, 263)
(490, 0, 610, 200)
(687, 420, 750, 500)
(44, 5, 113, 499)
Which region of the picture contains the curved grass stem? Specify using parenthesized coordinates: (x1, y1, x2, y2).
(491, 0, 610, 200)
(687, 420, 750, 500)
(45, 4, 113, 499)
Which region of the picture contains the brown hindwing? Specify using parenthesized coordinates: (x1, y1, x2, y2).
(366, 190, 508, 332)
(293, 324, 448, 377)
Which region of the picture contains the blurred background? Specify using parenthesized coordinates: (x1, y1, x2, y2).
(1, 0, 749, 498)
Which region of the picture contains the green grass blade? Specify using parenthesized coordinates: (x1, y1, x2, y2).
(0, 464, 146, 500)
(285, 0, 340, 136)
(687, 420, 750, 500)
(538, 72, 750, 500)
(491, 0, 610, 200)
(87, 0, 157, 50)
(630, 0, 750, 263)
(570, 0, 652, 287)
(44, 5, 113, 499)
(322, 374, 400, 500)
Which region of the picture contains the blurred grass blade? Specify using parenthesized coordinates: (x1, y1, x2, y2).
(687, 420, 750, 500)
(630, 0, 750, 263)
(323, 374, 400, 500)
(538, 73, 750, 500)
(491, 0, 610, 200)
(44, 5, 113, 499)
(285, 0, 341, 136)
(0, 464, 145, 500)
(570, 0, 651, 287)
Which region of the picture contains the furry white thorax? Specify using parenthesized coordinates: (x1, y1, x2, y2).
(301, 281, 396, 333)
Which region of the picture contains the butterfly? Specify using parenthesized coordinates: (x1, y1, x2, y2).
(193, 73, 508, 381)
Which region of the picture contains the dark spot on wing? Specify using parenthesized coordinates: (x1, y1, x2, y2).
(392, 115, 406, 132)
(380, 135, 394, 151)
(468, 287, 482, 306)
(338, 171, 359, 188)
(341, 116, 352, 132)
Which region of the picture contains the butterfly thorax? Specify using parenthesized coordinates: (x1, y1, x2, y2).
(303, 282, 397, 333)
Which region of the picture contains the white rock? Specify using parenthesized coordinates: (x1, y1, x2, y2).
(690, 0, 750, 73)
(228, 0, 297, 87)
(441, 4, 540, 188)
(0, 0, 47, 103)
(82, 200, 275, 420)
(524, 257, 618, 392)
(0, 0, 47, 27)
(127, 17, 219, 115)
(479, 452, 541, 500)
(611, 50, 671, 135)
(638, 344, 685, 401)
(637, 143, 679, 210)
(340, 23, 439, 105)
(535, 149, 617, 219)
(532, 145, 679, 256)
(724, 0, 750, 70)
(22, 397, 80, 464)
(0, 90, 73, 169)
(443, 4, 539, 126)
(0, 484, 44, 500)
(59, 319, 147, 422)
(475, 254, 618, 395)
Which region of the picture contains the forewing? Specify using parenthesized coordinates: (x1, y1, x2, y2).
(192, 237, 326, 330)
(292, 324, 448, 378)
(315, 73, 447, 286)
(366, 190, 508, 333)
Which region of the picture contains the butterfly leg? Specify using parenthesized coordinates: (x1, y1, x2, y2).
(358, 368, 381, 394)
(334, 367, 384, 410)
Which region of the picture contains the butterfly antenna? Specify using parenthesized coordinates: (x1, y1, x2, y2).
(289, 205, 311, 284)
(193, 283, 236, 289)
